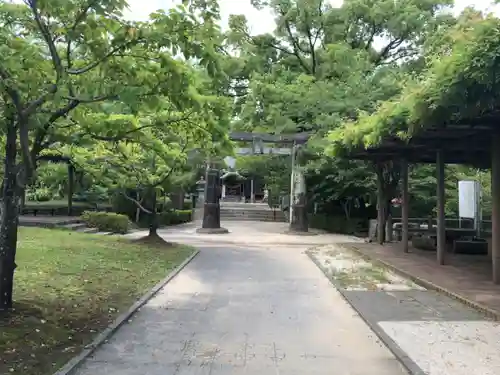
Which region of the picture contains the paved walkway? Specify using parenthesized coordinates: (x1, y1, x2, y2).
(73, 222, 407, 375)
(345, 242, 500, 316)
(309, 244, 500, 375)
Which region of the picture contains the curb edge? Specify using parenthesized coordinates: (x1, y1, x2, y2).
(53, 248, 200, 375)
(306, 250, 426, 375)
(345, 244, 500, 321)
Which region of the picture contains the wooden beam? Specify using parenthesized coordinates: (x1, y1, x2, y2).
(401, 159, 409, 253)
(229, 131, 311, 144)
(491, 133, 500, 283)
(436, 149, 446, 265)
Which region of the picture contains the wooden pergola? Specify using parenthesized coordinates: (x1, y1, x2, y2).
(36, 154, 75, 215)
(349, 115, 500, 283)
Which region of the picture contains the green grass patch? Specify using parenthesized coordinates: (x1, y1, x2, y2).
(332, 265, 391, 290)
(0, 227, 194, 375)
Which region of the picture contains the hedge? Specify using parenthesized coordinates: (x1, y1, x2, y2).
(158, 210, 192, 226)
(81, 211, 130, 233)
(309, 214, 367, 235)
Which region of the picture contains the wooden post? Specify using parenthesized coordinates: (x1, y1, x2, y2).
(376, 163, 385, 244)
(436, 149, 446, 265)
(491, 133, 500, 283)
(401, 159, 409, 253)
(67, 164, 74, 216)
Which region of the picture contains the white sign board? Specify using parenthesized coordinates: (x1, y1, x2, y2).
(458, 180, 479, 219)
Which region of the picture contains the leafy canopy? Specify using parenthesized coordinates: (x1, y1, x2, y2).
(327, 12, 500, 154)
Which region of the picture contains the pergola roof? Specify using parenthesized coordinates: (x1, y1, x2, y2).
(329, 16, 500, 166)
(349, 121, 494, 167)
(229, 131, 311, 144)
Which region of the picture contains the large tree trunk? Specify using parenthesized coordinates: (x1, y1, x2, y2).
(375, 161, 401, 245)
(148, 189, 159, 238)
(0, 122, 21, 311)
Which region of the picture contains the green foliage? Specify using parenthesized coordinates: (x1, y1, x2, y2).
(81, 211, 129, 234)
(226, 0, 453, 213)
(328, 13, 500, 152)
(73, 185, 109, 204)
(158, 210, 193, 226)
(309, 214, 366, 235)
(25, 185, 54, 202)
(307, 157, 376, 214)
(237, 154, 291, 196)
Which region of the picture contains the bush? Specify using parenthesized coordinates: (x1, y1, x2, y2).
(81, 211, 130, 233)
(182, 199, 193, 210)
(309, 214, 366, 235)
(111, 191, 137, 220)
(158, 209, 192, 226)
(73, 185, 109, 204)
(26, 187, 54, 202)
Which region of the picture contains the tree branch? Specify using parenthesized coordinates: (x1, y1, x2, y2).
(30, 99, 80, 159)
(76, 110, 195, 142)
(278, 7, 311, 74)
(66, 39, 142, 75)
(0, 66, 24, 114)
(304, 12, 317, 75)
(153, 136, 190, 188)
(122, 191, 152, 214)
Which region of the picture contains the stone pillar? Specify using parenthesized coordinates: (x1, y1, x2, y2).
(289, 169, 309, 233)
(491, 133, 500, 283)
(250, 178, 255, 203)
(401, 159, 409, 253)
(436, 149, 446, 265)
(197, 165, 228, 234)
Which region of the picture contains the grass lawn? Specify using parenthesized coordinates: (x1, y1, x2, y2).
(0, 228, 194, 375)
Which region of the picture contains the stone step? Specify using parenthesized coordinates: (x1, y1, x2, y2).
(222, 216, 286, 222)
(220, 209, 286, 222)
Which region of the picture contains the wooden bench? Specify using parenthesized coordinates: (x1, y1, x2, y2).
(453, 238, 488, 255)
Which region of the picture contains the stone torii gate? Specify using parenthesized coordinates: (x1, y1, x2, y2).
(196, 131, 312, 234)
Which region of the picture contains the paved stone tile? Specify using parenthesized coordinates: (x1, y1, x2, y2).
(73, 224, 407, 375)
(342, 290, 486, 322)
(309, 242, 500, 375)
(379, 321, 500, 375)
(343, 242, 500, 316)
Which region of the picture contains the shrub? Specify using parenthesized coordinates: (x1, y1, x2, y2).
(112, 192, 172, 222)
(26, 187, 53, 202)
(182, 199, 193, 210)
(309, 214, 366, 235)
(81, 211, 130, 233)
(111, 191, 138, 220)
(158, 209, 192, 226)
(73, 185, 109, 204)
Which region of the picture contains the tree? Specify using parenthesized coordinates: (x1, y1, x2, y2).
(327, 8, 500, 242)
(0, 0, 224, 310)
(76, 117, 229, 240)
(223, 0, 454, 219)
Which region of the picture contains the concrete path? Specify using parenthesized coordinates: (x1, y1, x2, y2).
(73, 222, 407, 375)
(309, 244, 500, 375)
